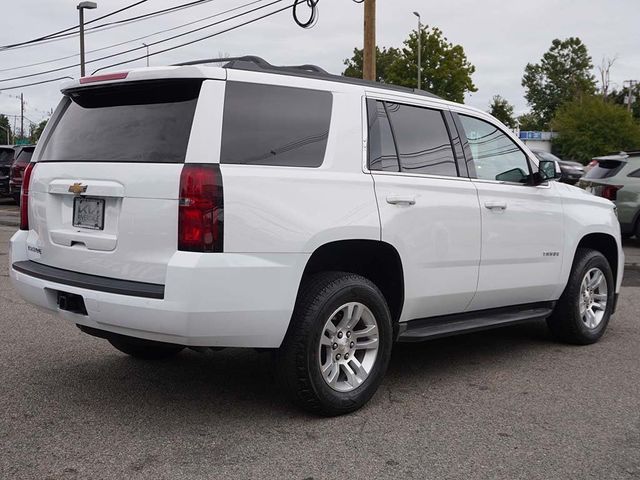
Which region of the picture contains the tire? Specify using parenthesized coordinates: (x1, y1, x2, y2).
(547, 248, 615, 345)
(276, 271, 393, 416)
(108, 335, 184, 360)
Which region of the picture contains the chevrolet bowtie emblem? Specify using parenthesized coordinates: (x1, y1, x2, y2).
(68, 183, 87, 195)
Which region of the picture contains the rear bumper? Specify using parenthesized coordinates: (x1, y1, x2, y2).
(9, 230, 308, 348)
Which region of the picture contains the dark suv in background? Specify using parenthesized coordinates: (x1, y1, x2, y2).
(0, 146, 15, 200)
(9, 145, 35, 204)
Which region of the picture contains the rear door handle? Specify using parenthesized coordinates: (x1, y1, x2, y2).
(386, 195, 416, 206)
(484, 201, 507, 211)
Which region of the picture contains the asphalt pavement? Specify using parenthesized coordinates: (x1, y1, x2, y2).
(1, 221, 639, 480)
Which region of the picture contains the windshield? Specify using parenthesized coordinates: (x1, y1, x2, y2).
(533, 151, 561, 163)
(39, 80, 201, 163)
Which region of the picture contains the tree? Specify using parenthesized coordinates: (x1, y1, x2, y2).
(517, 112, 544, 131)
(0, 114, 11, 144)
(343, 26, 477, 103)
(343, 46, 401, 83)
(551, 95, 640, 162)
(29, 119, 48, 144)
(522, 38, 597, 128)
(489, 95, 516, 129)
(608, 84, 640, 120)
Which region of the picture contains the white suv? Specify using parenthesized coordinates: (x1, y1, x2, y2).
(9, 57, 624, 415)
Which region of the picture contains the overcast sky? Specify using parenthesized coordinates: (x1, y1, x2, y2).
(1, 0, 639, 132)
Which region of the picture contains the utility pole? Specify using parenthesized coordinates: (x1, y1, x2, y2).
(20, 93, 24, 140)
(624, 80, 637, 113)
(363, 0, 376, 81)
(143, 43, 150, 67)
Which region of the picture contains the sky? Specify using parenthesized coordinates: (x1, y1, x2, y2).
(1, 0, 639, 134)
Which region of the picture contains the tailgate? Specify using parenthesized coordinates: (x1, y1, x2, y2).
(25, 79, 203, 284)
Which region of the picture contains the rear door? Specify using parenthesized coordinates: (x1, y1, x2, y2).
(27, 78, 217, 284)
(368, 98, 481, 321)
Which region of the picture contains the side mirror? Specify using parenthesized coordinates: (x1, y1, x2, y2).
(535, 159, 562, 184)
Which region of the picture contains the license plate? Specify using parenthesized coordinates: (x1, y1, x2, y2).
(73, 197, 105, 230)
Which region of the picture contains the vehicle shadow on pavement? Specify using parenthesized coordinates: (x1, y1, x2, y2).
(26, 319, 561, 420)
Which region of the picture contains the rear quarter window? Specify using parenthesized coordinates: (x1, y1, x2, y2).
(220, 82, 332, 167)
(39, 80, 201, 163)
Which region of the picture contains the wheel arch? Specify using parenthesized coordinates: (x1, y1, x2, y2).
(298, 239, 405, 325)
(575, 233, 619, 288)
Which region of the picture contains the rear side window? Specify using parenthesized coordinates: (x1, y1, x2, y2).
(39, 80, 201, 163)
(0, 148, 13, 165)
(628, 167, 640, 178)
(384, 102, 457, 177)
(221, 82, 332, 167)
(16, 147, 34, 165)
(367, 100, 399, 172)
(585, 160, 625, 179)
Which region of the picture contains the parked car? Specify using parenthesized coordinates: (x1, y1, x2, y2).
(9, 145, 35, 204)
(578, 151, 640, 238)
(0, 145, 15, 199)
(531, 150, 585, 184)
(9, 57, 624, 415)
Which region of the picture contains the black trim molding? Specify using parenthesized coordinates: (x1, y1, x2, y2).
(12, 260, 165, 299)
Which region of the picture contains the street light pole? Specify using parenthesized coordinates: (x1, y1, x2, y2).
(413, 11, 421, 90)
(142, 43, 150, 67)
(77, 2, 98, 77)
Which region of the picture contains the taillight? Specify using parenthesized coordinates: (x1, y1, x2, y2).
(601, 185, 622, 201)
(178, 164, 223, 252)
(20, 162, 35, 231)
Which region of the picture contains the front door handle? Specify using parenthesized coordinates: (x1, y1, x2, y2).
(484, 201, 507, 211)
(386, 195, 416, 206)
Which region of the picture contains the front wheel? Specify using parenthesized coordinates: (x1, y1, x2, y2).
(276, 272, 393, 416)
(547, 248, 615, 345)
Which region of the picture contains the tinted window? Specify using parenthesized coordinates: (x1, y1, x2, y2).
(16, 147, 34, 165)
(459, 115, 530, 183)
(628, 167, 640, 178)
(584, 160, 625, 179)
(385, 103, 457, 177)
(39, 80, 201, 163)
(367, 100, 399, 172)
(221, 82, 332, 167)
(0, 148, 13, 165)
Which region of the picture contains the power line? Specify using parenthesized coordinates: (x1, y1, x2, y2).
(0, 1, 296, 91)
(0, 0, 264, 74)
(0, 0, 284, 84)
(93, 1, 294, 73)
(1, 0, 150, 50)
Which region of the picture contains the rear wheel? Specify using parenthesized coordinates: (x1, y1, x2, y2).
(108, 335, 184, 360)
(276, 272, 393, 416)
(547, 248, 614, 344)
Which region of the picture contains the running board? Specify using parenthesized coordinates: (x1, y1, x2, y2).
(397, 302, 555, 342)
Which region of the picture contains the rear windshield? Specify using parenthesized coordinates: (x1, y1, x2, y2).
(39, 80, 201, 163)
(16, 147, 35, 164)
(0, 148, 14, 165)
(584, 160, 625, 179)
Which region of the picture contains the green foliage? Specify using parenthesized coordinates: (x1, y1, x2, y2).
(343, 46, 401, 83)
(522, 38, 597, 128)
(0, 114, 11, 144)
(608, 85, 640, 120)
(29, 119, 48, 144)
(551, 96, 640, 162)
(489, 95, 516, 129)
(343, 26, 477, 103)
(517, 112, 544, 131)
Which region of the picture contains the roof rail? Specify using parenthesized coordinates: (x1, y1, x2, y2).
(173, 55, 441, 99)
